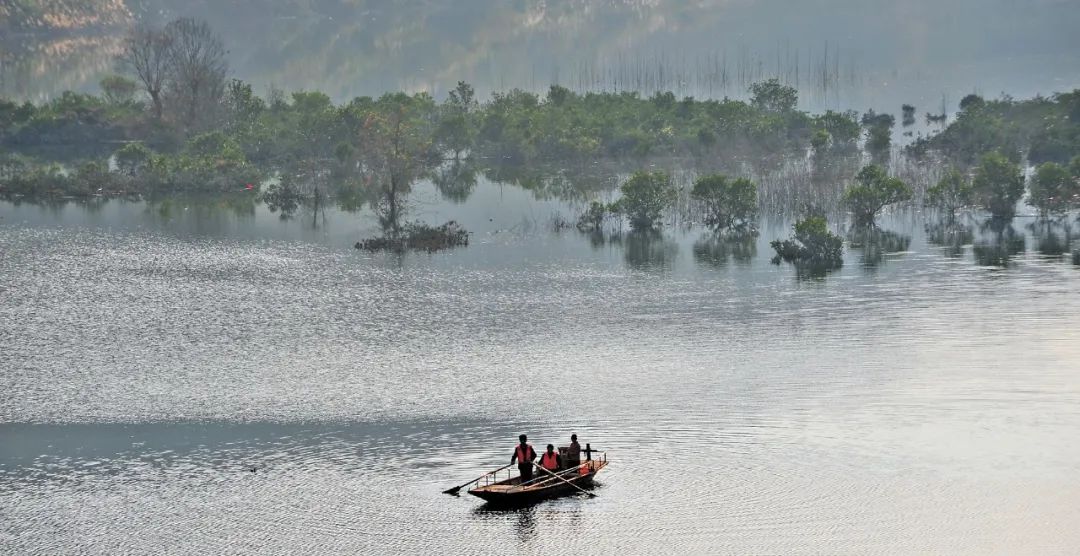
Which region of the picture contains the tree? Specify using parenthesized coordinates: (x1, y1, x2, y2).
(222, 79, 265, 136)
(841, 165, 912, 226)
(901, 104, 916, 127)
(959, 94, 985, 112)
(925, 168, 973, 218)
(972, 151, 1025, 218)
(810, 130, 831, 155)
(164, 18, 228, 129)
(358, 93, 437, 238)
(750, 79, 798, 113)
(770, 216, 844, 273)
(862, 110, 895, 157)
(815, 110, 861, 147)
(1028, 162, 1078, 216)
(100, 75, 138, 106)
(448, 81, 477, 112)
(119, 24, 173, 120)
(613, 171, 675, 231)
(690, 174, 757, 233)
(113, 142, 153, 176)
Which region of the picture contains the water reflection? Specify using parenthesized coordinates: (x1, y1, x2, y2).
(433, 159, 479, 204)
(925, 218, 974, 258)
(846, 226, 912, 268)
(611, 230, 679, 271)
(1026, 219, 1073, 259)
(149, 193, 258, 222)
(973, 219, 1026, 268)
(692, 232, 757, 267)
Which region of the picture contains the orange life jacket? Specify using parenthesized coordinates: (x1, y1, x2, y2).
(515, 444, 533, 462)
(540, 451, 559, 470)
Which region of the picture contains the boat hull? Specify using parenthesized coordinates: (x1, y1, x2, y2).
(467, 461, 605, 507)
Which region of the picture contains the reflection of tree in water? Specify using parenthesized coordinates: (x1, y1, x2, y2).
(483, 163, 614, 203)
(925, 218, 974, 258)
(973, 218, 1025, 267)
(605, 230, 679, 270)
(148, 193, 257, 221)
(846, 226, 911, 268)
(692, 232, 756, 267)
(432, 159, 478, 204)
(1026, 219, 1073, 259)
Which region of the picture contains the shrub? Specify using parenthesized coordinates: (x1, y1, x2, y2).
(841, 165, 912, 226)
(614, 171, 675, 231)
(770, 216, 844, 273)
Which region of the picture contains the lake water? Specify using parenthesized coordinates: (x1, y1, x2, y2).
(2, 177, 1080, 554)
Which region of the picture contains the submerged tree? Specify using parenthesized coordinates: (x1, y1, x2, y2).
(925, 168, 974, 219)
(612, 171, 676, 231)
(770, 216, 844, 274)
(901, 104, 916, 127)
(841, 165, 912, 226)
(972, 151, 1025, 219)
(1028, 162, 1079, 217)
(354, 93, 438, 240)
(576, 200, 615, 232)
(750, 79, 798, 113)
(862, 110, 895, 158)
(690, 174, 757, 234)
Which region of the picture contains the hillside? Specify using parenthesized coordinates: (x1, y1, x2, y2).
(0, 0, 131, 33)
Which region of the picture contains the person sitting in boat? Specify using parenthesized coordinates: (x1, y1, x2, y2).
(538, 444, 562, 472)
(565, 434, 581, 468)
(511, 434, 537, 483)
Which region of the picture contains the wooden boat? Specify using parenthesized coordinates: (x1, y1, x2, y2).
(467, 453, 608, 506)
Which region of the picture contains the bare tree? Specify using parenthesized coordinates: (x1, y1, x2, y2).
(119, 25, 173, 120)
(164, 18, 228, 129)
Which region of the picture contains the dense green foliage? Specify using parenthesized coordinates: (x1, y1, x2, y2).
(861, 111, 895, 158)
(770, 216, 844, 274)
(972, 152, 1025, 218)
(613, 171, 675, 231)
(909, 91, 1080, 166)
(925, 168, 974, 217)
(841, 165, 912, 226)
(1028, 161, 1080, 216)
(690, 174, 757, 233)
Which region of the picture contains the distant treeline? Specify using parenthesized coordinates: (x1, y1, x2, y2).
(2, 17, 1080, 260)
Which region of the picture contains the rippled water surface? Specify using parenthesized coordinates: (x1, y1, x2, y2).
(2, 186, 1080, 554)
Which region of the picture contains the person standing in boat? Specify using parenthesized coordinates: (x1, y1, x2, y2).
(566, 434, 581, 468)
(511, 434, 537, 483)
(539, 444, 562, 472)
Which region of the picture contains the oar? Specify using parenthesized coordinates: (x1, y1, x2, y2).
(533, 462, 597, 498)
(443, 462, 513, 495)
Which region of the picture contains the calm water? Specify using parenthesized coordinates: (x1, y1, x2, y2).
(2, 179, 1080, 554)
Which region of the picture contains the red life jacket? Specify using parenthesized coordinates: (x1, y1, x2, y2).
(515, 444, 533, 462)
(540, 451, 559, 470)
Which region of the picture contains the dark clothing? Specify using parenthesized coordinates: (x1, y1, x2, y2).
(566, 441, 581, 467)
(511, 443, 537, 482)
(518, 463, 533, 483)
